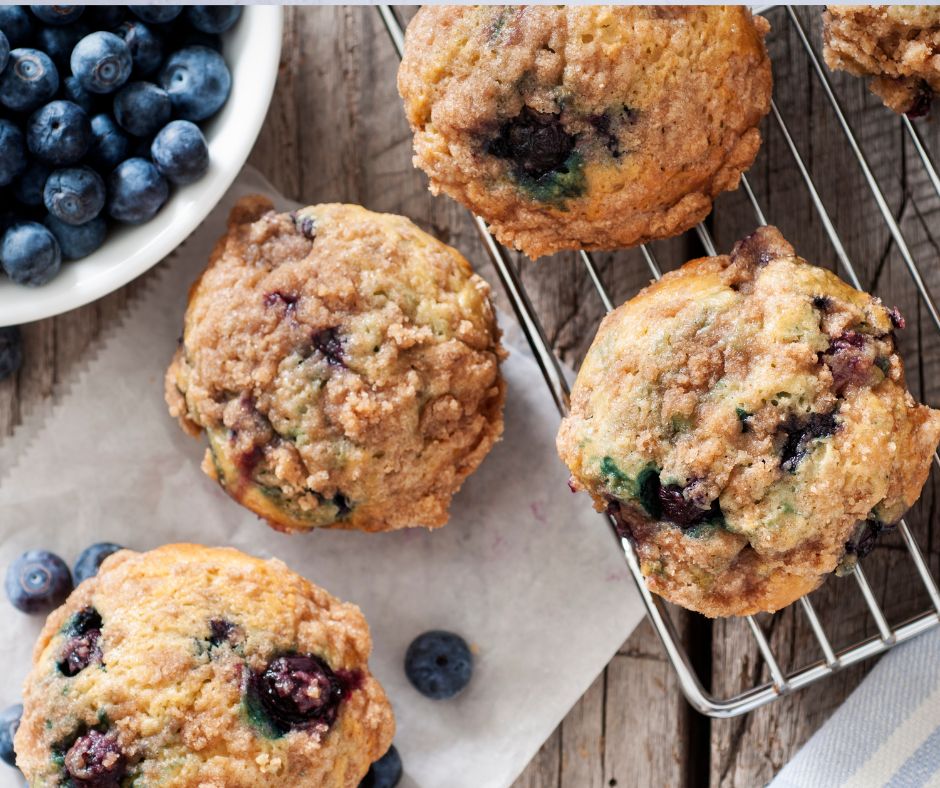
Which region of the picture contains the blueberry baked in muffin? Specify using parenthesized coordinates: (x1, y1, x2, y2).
(824, 6, 940, 117)
(398, 6, 772, 258)
(166, 196, 505, 533)
(14, 543, 395, 787)
(557, 226, 940, 618)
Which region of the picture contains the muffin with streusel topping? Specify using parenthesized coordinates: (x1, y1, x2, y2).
(824, 6, 940, 116)
(398, 5, 772, 258)
(165, 196, 505, 533)
(557, 226, 940, 617)
(15, 543, 395, 787)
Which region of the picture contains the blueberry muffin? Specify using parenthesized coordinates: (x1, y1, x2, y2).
(824, 6, 940, 116)
(556, 226, 940, 618)
(398, 6, 772, 259)
(14, 543, 395, 787)
(165, 196, 505, 533)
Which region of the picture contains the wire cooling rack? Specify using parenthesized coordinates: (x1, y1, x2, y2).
(379, 5, 940, 717)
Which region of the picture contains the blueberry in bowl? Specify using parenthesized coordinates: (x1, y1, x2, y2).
(43, 165, 105, 226)
(0, 5, 283, 326)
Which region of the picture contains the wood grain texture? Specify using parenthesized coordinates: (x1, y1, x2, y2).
(3, 6, 938, 787)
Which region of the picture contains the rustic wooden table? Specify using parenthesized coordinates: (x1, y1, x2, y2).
(3, 6, 939, 786)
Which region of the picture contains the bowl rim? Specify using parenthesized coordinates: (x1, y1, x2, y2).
(0, 5, 284, 327)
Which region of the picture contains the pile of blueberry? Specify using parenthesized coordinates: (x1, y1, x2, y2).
(0, 5, 240, 287)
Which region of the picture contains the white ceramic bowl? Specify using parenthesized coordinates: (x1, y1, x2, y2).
(0, 6, 283, 327)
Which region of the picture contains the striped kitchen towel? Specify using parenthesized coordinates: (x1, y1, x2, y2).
(772, 627, 940, 788)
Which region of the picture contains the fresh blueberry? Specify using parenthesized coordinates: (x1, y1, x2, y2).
(0, 49, 60, 112)
(73, 543, 122, 583)
(30, 5, 84, 25)
(129, 5, 181, 24)
(1, 222, 61, 285)
(404, 630, 473, 700)
(186, 6, 241, 34)
(43, 214, 106, 260)
(26, 100, 91, 165)
(159, 45, 231, 121)
(62, 74, 94, 114)
(151, 119, 208, 184)
(43, 166, 105, 225)
(108, 157, 167, 224)
(174, 26, 221, 53)
(35, 23, 88, 70)
(13, 159, 50, 206)
(113, 20, 162, 76)
(113, 81, 170, 137)
(0, 7, 33, 48)
(0, 120, 27, 187)
(360, 745, 403, 788)
(85, 5, 125, 29)
(64, 729, 125, 785)
(87, 112, 128, 170)
(4, 549, 72, 613)
(0, 326, 23, 381)
(70, 31, 132, 94)
(0, 704, 21, 768)
(0, 30, 9, 73)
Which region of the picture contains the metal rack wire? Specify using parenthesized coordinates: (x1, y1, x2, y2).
(379, 5, 940, 717)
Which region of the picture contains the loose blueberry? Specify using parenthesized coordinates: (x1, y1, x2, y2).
(150, 119, 208, 184)
(62, 74, 95, 114)
(35, 23, 88, 70)
(0, 30, 10, 73)
(488, 106, 576, 179)
(113, 20, 163, 76)
(4, 549, 72, 613)
(360, 745, 403, 788)
(58, 606, 103, 675)
(174, 25, 222, 53)
(30, 5, 84, 25)
(26, 100, 91, 165)
(87, 112, 128, 170)
(0, 704, 21, 768)
(0, 326, 23, 381)
(113, 81, 170, 137)
(44, 214, 106, 260)
(43, 166, 105, 225)
(0, 48, 59, 112)
(0, 120, 27, 187)
(186, 6, 241, 34)
(251, 654, 345, 733)
(107, 157, 168, 224)
(404, 630, 473, 700)
(70, 31, 132, 94)
(13, 159, 50, 206)
(130, 5, 182, 24)
(0, 7, 33, 48)
(1, 222, 61, 286)
(73, 543, 121, 583)
(63, 729, 125, 786)
(159, 45, 231, 121)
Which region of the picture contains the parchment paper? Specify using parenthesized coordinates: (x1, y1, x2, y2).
(0, 168, 645, 788)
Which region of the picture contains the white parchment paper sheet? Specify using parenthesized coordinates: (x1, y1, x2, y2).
(0, 168, 644, 788)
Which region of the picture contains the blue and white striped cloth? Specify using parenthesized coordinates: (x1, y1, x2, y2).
(772, 628, 940, 788)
